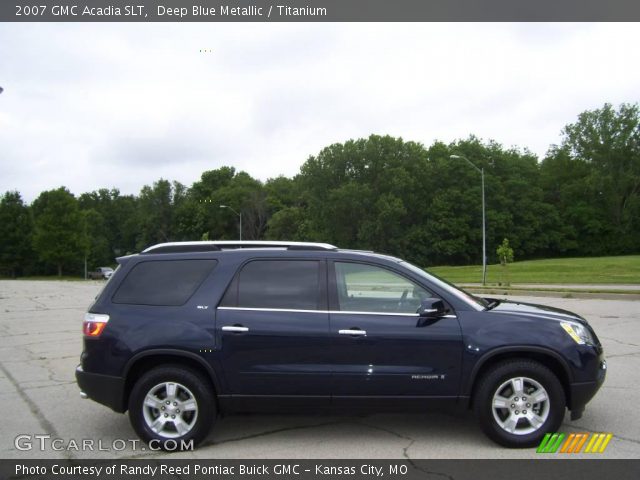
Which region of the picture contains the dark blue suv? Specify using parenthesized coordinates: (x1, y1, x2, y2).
(76, 241, 606, 449)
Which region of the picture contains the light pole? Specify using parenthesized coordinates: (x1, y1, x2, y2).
(220, 205, 242, 241)
(450, 154, 486, 285)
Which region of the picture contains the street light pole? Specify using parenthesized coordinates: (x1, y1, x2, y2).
(450, 155, 487, 285)
(481, 166, 486, 285)
(220, 205, 242, 241)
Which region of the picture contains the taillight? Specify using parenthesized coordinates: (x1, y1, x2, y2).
(83, 313, 110, 337)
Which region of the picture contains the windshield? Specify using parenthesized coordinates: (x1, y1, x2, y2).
(400, 261, 488, 311)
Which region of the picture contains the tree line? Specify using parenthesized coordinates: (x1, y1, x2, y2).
(1, 102, 639, 277)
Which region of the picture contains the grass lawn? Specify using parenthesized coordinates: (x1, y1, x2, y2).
(428, 255, 640, 285)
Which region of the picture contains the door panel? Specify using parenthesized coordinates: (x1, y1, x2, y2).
(330, 261, 463, 399)
(217, 307, 331, 396)
(331, 312, 462, 396)
(216, 259, 331, 405)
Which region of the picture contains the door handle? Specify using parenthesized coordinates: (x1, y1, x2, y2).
(222, 325, 249, 333)
(339, 329, 367, 336)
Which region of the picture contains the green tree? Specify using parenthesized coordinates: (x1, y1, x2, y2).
(266, 207, 307, 240)
(78, 188, 140, 260)
(298, 135, 430, 261)
(136, 180, 187, 249)
(0, 191, 33, 277)
(264, 176, 307, 240)
(31, 187, 84, 276)
(496, 238, 514, 286)
(559, 102, 640, 254)
(540, 146, 601, 255)
(79, 208, 110, 274)
(189, 168, 268, 241)
(428, 137, 559, 265)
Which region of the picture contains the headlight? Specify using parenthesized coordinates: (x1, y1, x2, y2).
(560, 321, 594, 345)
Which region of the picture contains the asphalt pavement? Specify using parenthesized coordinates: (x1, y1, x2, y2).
(1, 280, 638, 459)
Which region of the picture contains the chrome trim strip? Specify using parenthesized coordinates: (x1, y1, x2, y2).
(217, 306, 426, 317)
(332, 310, 419, 317)
(339, 329, 367, 336)
(221, 325, 249, 332)
(218, 306, 324, 314)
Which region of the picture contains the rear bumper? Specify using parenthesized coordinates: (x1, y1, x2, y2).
(76, 365, 126, 413)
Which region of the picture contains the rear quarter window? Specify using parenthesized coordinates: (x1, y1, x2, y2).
(112, 259, 217, 306)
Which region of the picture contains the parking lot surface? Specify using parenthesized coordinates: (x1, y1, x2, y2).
(1, 280, 638, 459)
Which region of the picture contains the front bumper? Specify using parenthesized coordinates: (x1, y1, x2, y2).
(568, 358, 607, 418)
(76, 365, 126, 413)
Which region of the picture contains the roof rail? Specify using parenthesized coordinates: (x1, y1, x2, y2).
(141, 241, 338, 254)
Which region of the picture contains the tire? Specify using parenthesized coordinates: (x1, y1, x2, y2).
(128, 365, 216, 451)
(473, 360, 566, 448)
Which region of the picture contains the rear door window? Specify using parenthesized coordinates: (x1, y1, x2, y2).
(223, 260, 324, 310)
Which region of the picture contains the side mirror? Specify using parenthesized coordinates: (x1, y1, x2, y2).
(417, 298, 446, 318)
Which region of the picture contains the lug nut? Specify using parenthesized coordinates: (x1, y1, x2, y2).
(523, 410, 527, 414)
(174, 402, 177, 406)
(511, 404, 515, 408)
(514, 397, 519, 401)
(526, 403, 531, 408)
(522, 397, 527, 401)
(515, 410, 519, 414)
(166, 400, 170, 405)
(176, 409, 180, 413)
(164, 413, 168, 417)
(161, 406, 165, 410)
(171, 415, 175, 419)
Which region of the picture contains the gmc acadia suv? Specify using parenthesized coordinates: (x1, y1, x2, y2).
(76, 241, 606, 449)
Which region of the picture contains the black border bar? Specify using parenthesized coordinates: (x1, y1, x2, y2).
(3, 0, 640, 22)
(3, 459, 640, 480)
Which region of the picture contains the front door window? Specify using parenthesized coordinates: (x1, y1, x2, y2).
(335, 262, 432, 314)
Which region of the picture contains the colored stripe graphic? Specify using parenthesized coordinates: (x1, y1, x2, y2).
(573, 433, 589, 453)
(538, 432, 613, 454)
(560, 434, 576, 453)
(585, 433, 613, 453)
(559, 433, 588, 453)
(598, 433, 613, 453)
(584, 433, 598, 453)
(537, 433, 565, 453)
(536, 433, 553, 453)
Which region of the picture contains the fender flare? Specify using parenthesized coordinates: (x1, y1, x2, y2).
(123, 348, 223, 394)
(465, 345, 574, 395)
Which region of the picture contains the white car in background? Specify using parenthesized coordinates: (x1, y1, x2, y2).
(88, 267, 114, 280)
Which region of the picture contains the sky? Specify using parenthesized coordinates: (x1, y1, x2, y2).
(1, 22, 639, 202)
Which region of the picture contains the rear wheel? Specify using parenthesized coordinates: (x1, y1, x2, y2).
(128, 365, 215, 450)
(473, 360, 565, 447)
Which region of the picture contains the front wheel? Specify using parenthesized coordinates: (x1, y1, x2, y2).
(128, 365, 215, 450)
(473, 360, 566, 448)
